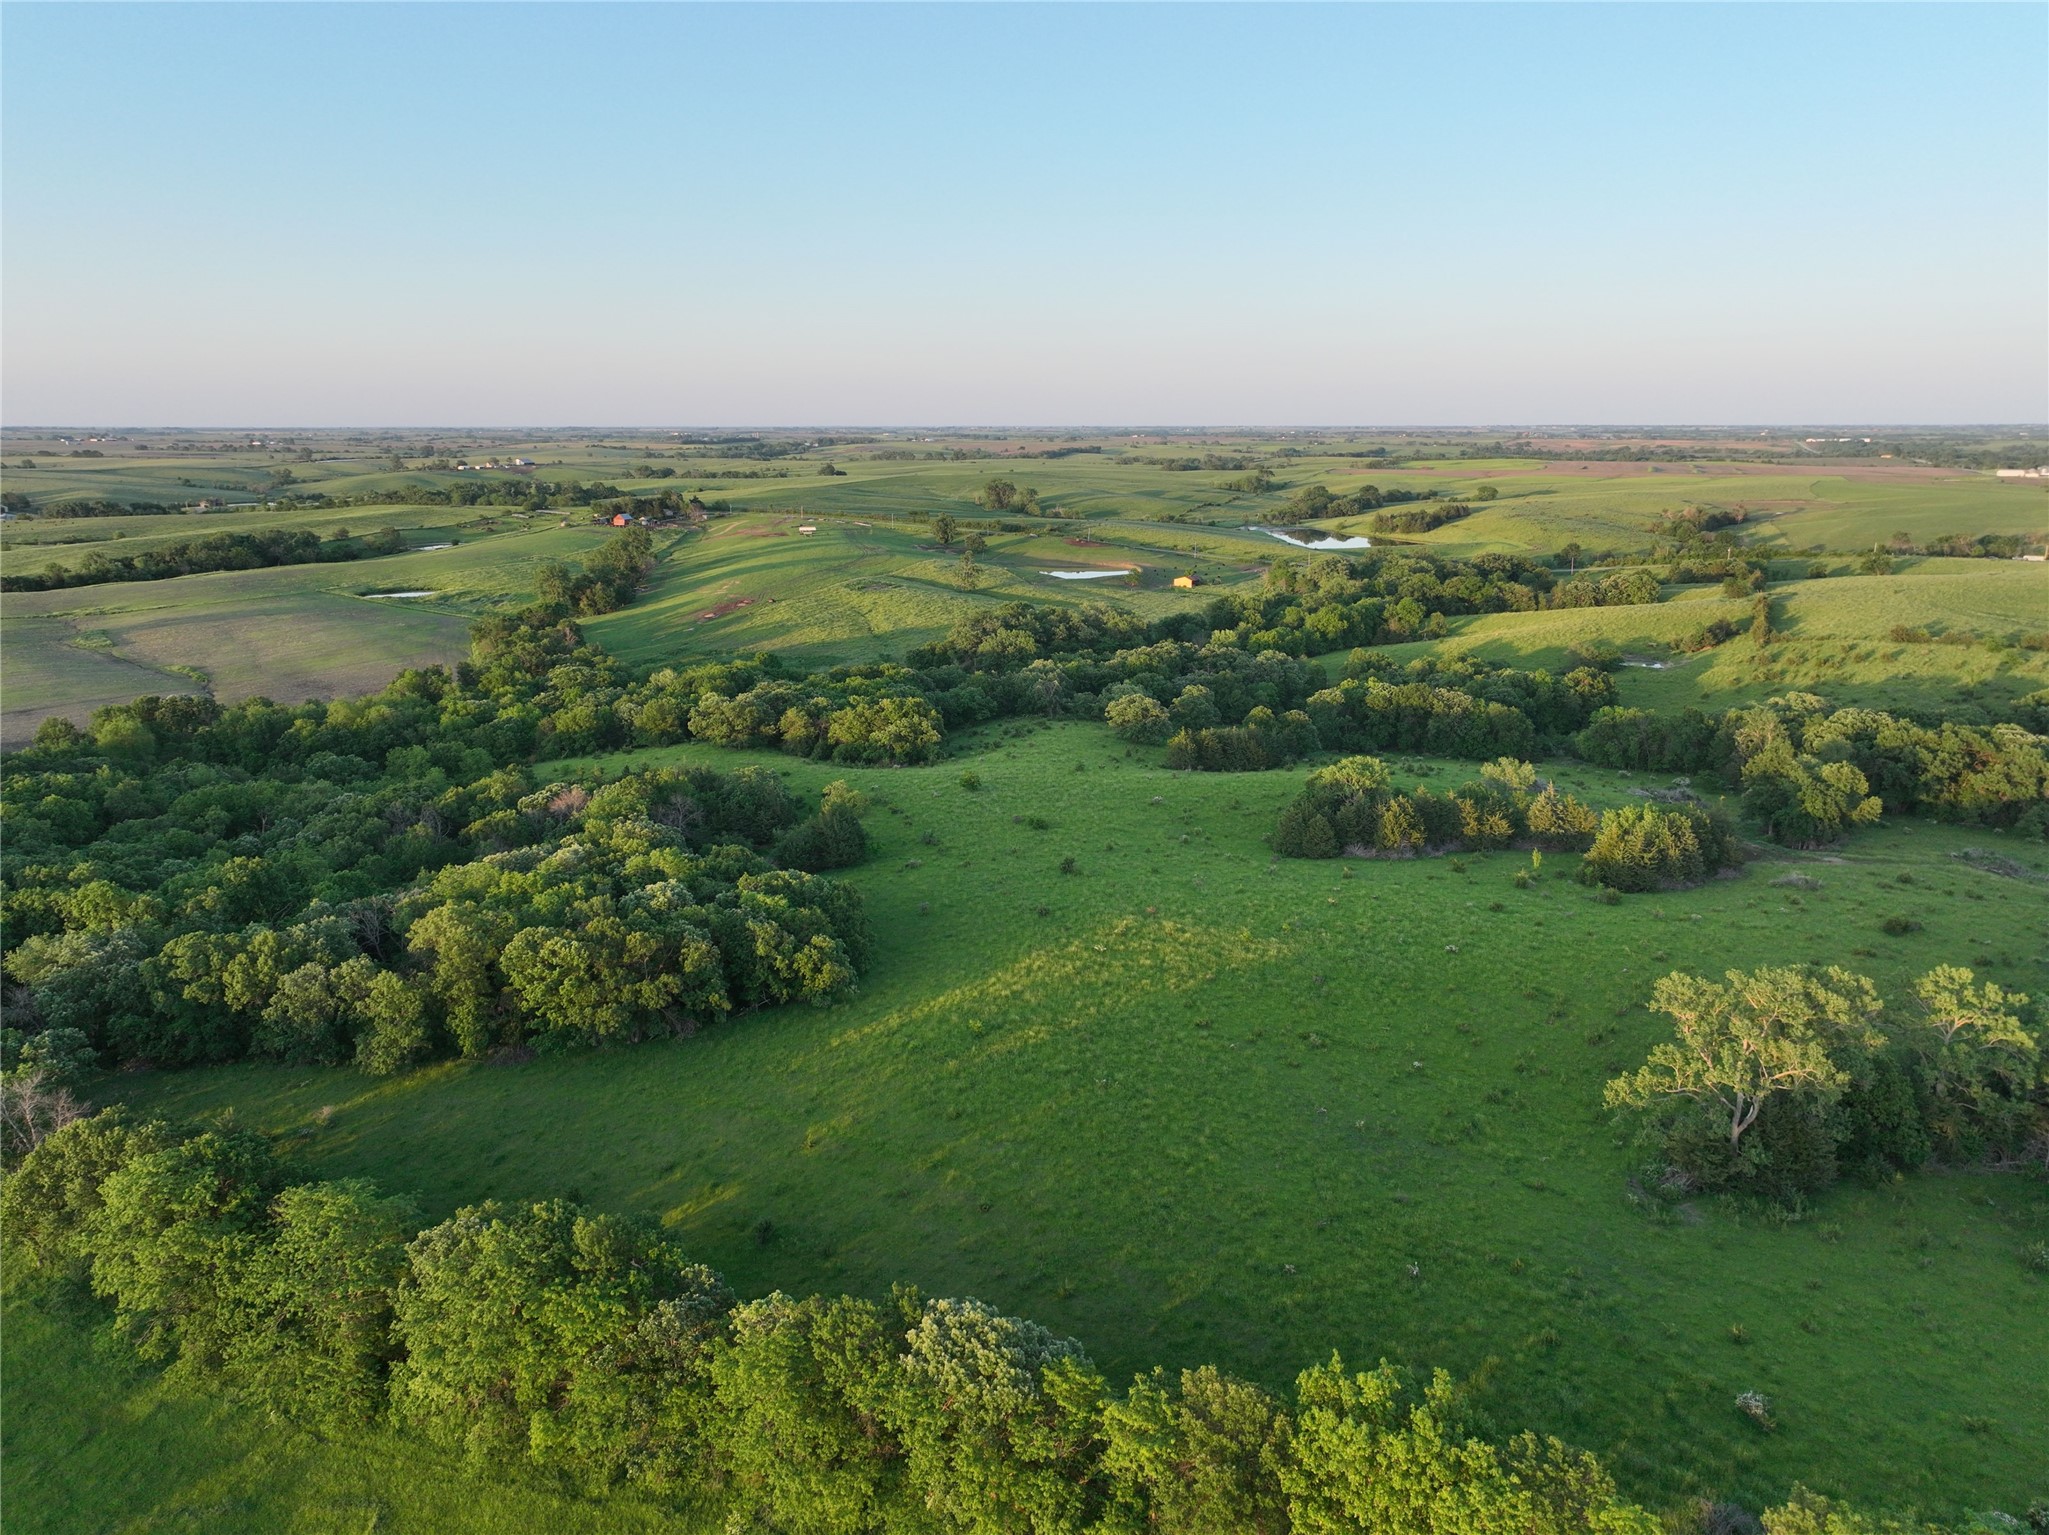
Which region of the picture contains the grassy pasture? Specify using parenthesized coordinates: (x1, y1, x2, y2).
(6, 436, 2037, 571)
(1392, 562, 2049, 715)
(0, 614, 209, 738)
(584, 514, 1250, 670)
(0, 527, 627, 740)
(94, 725, 2049, 1518)
(1378, 468, 2047, 560)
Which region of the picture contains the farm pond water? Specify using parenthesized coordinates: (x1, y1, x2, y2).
(1249, 527, 1374, 550)
(1038, 569, 1130, 579)
(363, 590, 439, 598)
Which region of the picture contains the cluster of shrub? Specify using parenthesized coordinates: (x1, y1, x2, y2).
(1270, 754, 1739, 890)
(1, 757, 870, 1077)
(1578, 692, 2049, 844)
(1658, 503, 1754, 538)
(1608, 963, 2046, 1202)
(1671, 596, 1779, 654)
(0, 526, 411, 592)
(7, 1106, 2005, 1535)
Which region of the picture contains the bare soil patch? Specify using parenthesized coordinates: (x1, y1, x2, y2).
(696, 597, 763, 622)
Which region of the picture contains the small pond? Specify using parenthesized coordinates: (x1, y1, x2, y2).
(1039, 569, 1130, 580)
(1250, 527, 1373, 551)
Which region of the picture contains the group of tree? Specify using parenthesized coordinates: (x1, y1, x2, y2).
(535, 525, 656, 616)
(1367, 501, 1474, 535)
(1607, 963, 2045, 1200)
(1266, 755, 1739, 892)
(976, 479, 1042, 514)
(1, 753, 871, 1078)
(1, 526, 409, 592)
(5, 1106, 2013, 1534)
(1546, 568, 1665, 610)
(1153, 451, 1259, 471)
(1215, 551, 1562, 649)
(1265, 482, 1434, 526)
(1578, 692, 2049, 844)
(1302, 649, 1616, 758)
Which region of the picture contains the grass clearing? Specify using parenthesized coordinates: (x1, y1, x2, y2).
(93, 723, 2049, 1517)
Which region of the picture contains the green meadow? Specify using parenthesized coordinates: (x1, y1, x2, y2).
(0, 518, 620, 740)
(4, 430, 2046, 1529)
(1393, 562, 2049, 715)
(8, 504, 2044, 741)
(89, 726, 2049, 1519)
(6, 431, 2041, 733)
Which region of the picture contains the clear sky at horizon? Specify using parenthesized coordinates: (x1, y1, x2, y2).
(3, 2, 2042, 428)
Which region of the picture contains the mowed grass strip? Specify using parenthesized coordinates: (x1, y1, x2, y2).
(108, 723, 2049, 1514)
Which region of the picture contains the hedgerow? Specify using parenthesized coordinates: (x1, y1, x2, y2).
(4, 1108, 2008, 1534)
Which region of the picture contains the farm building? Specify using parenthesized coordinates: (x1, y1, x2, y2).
(1172, 574, 1198, 588)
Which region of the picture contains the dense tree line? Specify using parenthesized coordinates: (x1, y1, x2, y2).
(1, 750, 870, 1075)
(313, 478, 633, 511)
(2, 494, 181, 518)
(6, 1107, 2016, 1534)
(1578, 693, 2049, 843)
(1882, 530, 2042, 561)
(1608, 963, 2046, 1201)
(0, 526, 408, 592)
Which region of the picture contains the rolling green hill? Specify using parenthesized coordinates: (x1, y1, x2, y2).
(88, 726, 2049, 1517)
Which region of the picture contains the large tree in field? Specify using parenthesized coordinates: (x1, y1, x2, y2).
(1605, 967, 1884, 1151)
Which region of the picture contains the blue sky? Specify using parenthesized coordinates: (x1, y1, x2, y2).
(3, 3, 2042, 426)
